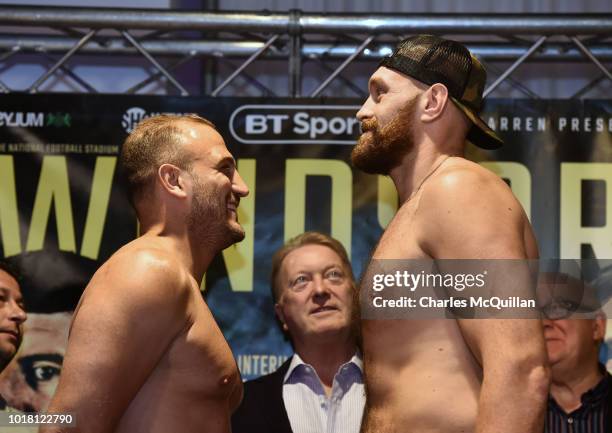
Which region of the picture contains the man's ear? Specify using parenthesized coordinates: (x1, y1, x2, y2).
(420, 83, 450, 123)
(593, 312, 607, 342)
(158, 164, 188, 198)
(274, 302, 289, 332)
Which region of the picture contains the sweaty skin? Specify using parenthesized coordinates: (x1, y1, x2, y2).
(41, 119, 247, 433)
(40, 241, 242, 433)
(361, 158, 544, 433)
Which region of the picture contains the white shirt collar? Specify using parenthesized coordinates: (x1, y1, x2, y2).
(283, 351, 363, 383)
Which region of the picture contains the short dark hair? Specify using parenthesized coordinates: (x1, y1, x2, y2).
(270, 231, 354, 303)
(0, 259, 20, 283)
(120, 114, 217, 206)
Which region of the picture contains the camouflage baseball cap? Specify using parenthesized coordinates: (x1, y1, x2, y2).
(380, 35, 503, 150)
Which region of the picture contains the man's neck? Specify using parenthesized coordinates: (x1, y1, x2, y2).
(550, 362, 604, 413)
(140, 222, 216, 283)
(389, 143, 461, 204)
(294, 335, 356, 391)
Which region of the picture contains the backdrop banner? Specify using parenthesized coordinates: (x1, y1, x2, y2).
(0, 95, 610, 412)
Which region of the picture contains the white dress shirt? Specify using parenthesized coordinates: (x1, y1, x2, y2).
(282, 352, 365, 433)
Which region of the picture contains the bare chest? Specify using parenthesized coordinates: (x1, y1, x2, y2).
(371, 200, 427, 260)
(153, 290, 242, 404)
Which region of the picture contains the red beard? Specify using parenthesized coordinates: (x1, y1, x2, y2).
(351, 96, 419, 175)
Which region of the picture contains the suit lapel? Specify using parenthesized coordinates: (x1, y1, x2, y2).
(270, 357, 294, 433)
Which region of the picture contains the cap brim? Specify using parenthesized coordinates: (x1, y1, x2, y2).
(451, 97, 503, 150)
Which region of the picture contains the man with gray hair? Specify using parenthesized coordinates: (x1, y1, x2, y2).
(232, 232, 364, 433)
(539, 272, 611, 433)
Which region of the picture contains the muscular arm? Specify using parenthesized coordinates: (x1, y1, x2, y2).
(418, 165, 550, 433)
(40, 249, 191, 433)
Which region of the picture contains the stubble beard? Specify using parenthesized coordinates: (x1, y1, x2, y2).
(351, 96, 419, 175)
(188, 175, 245, 252)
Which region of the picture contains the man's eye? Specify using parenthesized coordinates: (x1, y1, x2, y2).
(560, 300, 577, 308)
(290, 275, 309, 290)
(326, 270, 344, 282)
(541, 299, 581, 319)
(32, 362, 61, 382)
(374, 86, 386, 100)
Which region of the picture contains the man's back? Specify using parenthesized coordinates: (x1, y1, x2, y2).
(43, 237, 242, 433)
(361, 158, 541, 433)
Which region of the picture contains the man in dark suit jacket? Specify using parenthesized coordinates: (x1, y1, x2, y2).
(231, 358, 293, 433)
(232, 232, 364, 433)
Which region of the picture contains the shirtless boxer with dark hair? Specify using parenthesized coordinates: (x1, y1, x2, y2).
(353, 35, 550, 433)
(42, 114, 249, 433)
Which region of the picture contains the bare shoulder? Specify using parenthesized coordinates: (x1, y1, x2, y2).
(429, 158, 516, 203)
(80, 239, 193, 314)
(66, 239, 194, 364)
(49, 239, 196, 433)
(419, 157, 524, 221)
(416, 157, 530, 258)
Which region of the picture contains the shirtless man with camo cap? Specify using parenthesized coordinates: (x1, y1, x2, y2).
(353, 35, 550, 433)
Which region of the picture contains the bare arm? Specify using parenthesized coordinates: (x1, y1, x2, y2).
(418, 165, 550, 433)
(40, 249, 191, 433)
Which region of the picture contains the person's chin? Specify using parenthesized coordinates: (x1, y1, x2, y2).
(223, 222, 245, 245)
(548, 354, 565, 367)
(0, 332, 19, 347)
(310, 315, 345, 330)
(355, 133, 369, 144)
(352, 143, 390, 175)
(0, 345, 16, 366)
(545, 343, 564, 364)
(352, 135, 373, 155)
(231, 221, 245, 239)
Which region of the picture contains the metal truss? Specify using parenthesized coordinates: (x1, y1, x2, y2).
(0, 5, 610, 98)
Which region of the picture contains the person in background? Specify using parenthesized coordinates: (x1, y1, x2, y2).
(232, 231, 364, 433)
(0, 312, 71, 413)
(539, 271, 611, 433)
(0, 259, 27, 409)
(0, 251, 95, 413)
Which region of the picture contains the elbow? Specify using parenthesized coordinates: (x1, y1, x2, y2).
(526, 363, 551, 403)
(508, 353, 551, 403)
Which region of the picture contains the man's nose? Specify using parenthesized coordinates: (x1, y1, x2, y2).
(356, 97, 374, 122)
(9, 301, 26, 324)
(232, 169, 249, 198)
(312, 276, 331, 297)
